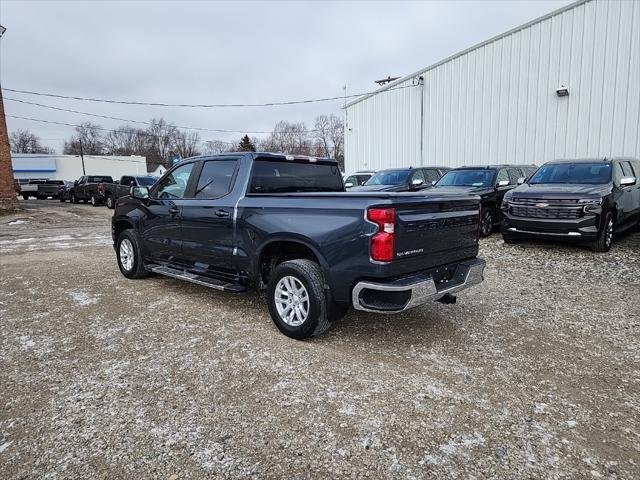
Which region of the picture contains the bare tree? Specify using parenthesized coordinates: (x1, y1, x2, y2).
(313, 115, 331, 157)
(202, 140, 232, 155)
(63, 122, 104, 155)
(9, 129, 54, 154)
(145, 118, 178, 165)
(172, 130, 201, 159)
(261, 121, 312, 155)
(104, 126, 148, 156)
(328, 114, 344, 169)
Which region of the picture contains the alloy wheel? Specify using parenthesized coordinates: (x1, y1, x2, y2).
(119, 239, 134, 271)
(274, 276, 310, 326)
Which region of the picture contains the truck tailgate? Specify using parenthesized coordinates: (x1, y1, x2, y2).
(391, 195, 480, 271)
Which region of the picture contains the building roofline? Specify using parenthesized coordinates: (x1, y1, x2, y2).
(345, 0, 589, 108)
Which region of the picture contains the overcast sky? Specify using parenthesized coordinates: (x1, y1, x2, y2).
(1, 0, 572, 152)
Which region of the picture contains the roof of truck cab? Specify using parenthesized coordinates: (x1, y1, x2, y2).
(184, 152, 337, 164)
(544, 157, 639, 164)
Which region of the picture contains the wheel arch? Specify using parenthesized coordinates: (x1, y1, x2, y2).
(255, 235, 329, 286)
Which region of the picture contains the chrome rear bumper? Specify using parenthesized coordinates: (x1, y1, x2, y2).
(351, 258, 485, 313)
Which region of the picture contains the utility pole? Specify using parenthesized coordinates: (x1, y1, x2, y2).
(0, 24, 17, 211)
(79, 138, 86, 175)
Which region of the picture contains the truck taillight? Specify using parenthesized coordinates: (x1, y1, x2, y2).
(98, 183, 105, 194)
(367, 208, 396, 262)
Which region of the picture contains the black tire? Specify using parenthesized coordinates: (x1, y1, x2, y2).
(106, 194, 115, 209)
(591, 212, 614, 253)
(267, 259, 333, 340)
(59, 196, 65, 202)
(90, 194, 99, 207)
(480, 208, 495, 237)
(22, 194, 28, 200)
(70, 192, 78, 204)
(116, 230, 149, 279)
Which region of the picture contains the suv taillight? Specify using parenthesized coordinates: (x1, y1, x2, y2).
(97, 183, 105, 194)
(476, 204, 482, 241)
(367, 208, 396, 262)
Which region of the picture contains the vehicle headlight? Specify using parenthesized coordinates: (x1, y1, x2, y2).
(578, 198, 603, 213)
(577, 198, 603, 205)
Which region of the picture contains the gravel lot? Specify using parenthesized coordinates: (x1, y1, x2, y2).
(1, 200, 639, 479)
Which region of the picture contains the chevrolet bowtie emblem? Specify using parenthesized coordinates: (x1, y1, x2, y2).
(535, 203, 549, 208)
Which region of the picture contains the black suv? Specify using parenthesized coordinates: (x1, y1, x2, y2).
(501, 158, 640, 252)
(433, 165, 537, 237)
(350, 167, 450, 192)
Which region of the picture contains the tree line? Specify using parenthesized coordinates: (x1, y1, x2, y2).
(10, 114, 345, 169)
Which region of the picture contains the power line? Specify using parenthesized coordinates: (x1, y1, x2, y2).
(3, 84, 417, 108)
(5, 114, 235, 145)
(4, 97, 273, 134)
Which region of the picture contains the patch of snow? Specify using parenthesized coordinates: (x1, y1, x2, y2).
(19, 336, 35, 350)
(0, 441, 12, 453)
(68, 291, 98, 306)
(8, 220, 29, 225)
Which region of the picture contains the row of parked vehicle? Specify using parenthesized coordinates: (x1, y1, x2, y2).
(344, 157, 640, 252)
(109, 153, 639, 340)
(17, 175, 159, 209)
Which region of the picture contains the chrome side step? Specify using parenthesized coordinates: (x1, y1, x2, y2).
(149, 265, 246, 292)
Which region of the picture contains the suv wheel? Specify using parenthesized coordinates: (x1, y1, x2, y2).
(480, 208, 495, 237)
(591, 212, 614, 252)
(106, 194, 114, 209)
(116, 230, 149, 279)
(267, 259, 333, 340)
(70, 192, 78, 204)
(90, 194, 98, 206)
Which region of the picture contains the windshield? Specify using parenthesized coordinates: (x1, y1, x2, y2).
(365, 170, 411, 186)
(88, 176, 113, 183)
(436, 170, 495, 187)
(137, 177, 158, 187)
(529, 163, 612, 185)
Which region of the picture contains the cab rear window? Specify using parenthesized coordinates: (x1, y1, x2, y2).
(249, 159, 343, 193)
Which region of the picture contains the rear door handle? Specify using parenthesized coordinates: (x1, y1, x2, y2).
(215, 209, 230, 218)
(169, 206, 180, 215)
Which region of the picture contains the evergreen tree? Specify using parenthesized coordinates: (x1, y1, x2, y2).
(238, 134, 256, 152)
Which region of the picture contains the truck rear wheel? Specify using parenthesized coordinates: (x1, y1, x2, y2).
(116, 230, 149, 279)
(106, 194, 114, 209)
(70, 192, 78, 204)
(90, 194, 98, 206)
(22, 194, 29, 200)
(267, 259, 333, 340)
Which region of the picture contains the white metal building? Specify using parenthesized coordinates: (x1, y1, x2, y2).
(11, 154, 148, 181)
(344, 0, 640, 173)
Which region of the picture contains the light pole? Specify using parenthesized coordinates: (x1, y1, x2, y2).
(0, 23, 17, 210)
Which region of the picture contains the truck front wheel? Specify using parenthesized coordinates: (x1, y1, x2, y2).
(267, 259, 333, 340)
(116, 230, 149, 279)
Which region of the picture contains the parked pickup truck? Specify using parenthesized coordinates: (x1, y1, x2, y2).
(69, 175, 114, 205)
(20, 179, 48, 200)
(112, 153, 485, 339)
(102, 175, 159, 209)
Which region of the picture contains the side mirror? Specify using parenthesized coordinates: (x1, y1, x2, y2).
(497, 180, 510, 187)
(130, 186, 149, 199)
(410, 179, 424, 189)
(517, 177, 526, 185)
(130, 180, 136, 187)
(344, 182, 354, 188)
(431, 180, 437, 186)
(74, 180, 78, 187)
(620, 176, 636, 186)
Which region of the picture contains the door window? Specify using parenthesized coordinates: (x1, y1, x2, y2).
(411, 170, 426, 184)
(507, 168, 522, 184)
(154, 163, 194, 199)
(622, 161, 635, 177)
(344, 175, 357, 186)
(422, 169, 440, 183)
(195, 160, 238, 199)
(496, 169, 510, 185)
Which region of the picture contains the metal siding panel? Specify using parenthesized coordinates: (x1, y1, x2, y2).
(345, 0, 639, 172)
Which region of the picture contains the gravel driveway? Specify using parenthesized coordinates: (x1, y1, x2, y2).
(1, 200, 639, 479)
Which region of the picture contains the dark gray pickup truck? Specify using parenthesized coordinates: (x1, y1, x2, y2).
(112, 152, 485, 339)
(102, 175, 159, 209)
